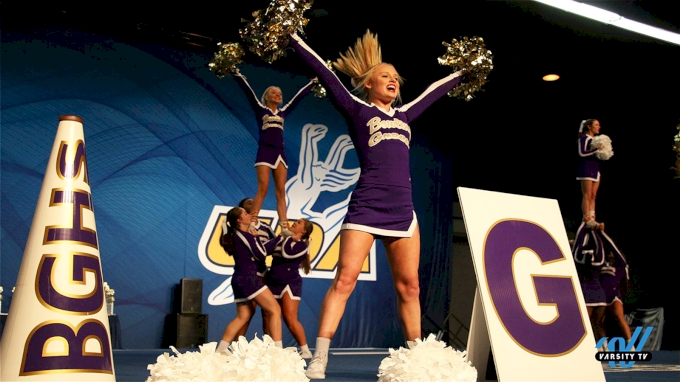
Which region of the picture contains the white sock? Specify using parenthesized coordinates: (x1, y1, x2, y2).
(314, 337, 331, 358)
(216, 340, 230, 352)
(275, 340, 283, 348)
(300, 344, 310, 353)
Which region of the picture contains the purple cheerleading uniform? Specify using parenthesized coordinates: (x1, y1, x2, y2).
(572, 222, 606, 306)
(290, 34, 462, 237)
(576, 135, 600, 181)
(600, 261, 628, 305)
(230, 230, 271, 303)
(264, 236, 310, 300)
(234, 73, 315, 169)
(252, 220, 276, 277)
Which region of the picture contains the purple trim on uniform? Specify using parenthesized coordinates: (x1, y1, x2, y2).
(599, 230, 628, 267)
(342, 211, 418, 238)
(253, 221, 276, 241)
(252, 221, 276, 276)
(290, 34, 461, 237)
(265, 237, 308, 300)
(605, 296, 623, 306)
(571, 222, 627, 306)
(280, 237, 310, 258)
(230, 230, 270, 302)
(577, 135, 601, 181)
(235, 231, 267, 260)
(572, 222, 605, 266)
(579, 269, 607, 306)
(234, 73, 314, 167)
(601, 261, 628, 304)
(254, 153, 288, 169)
(270, 285, 302, 301)
(234, 285, 269, 303)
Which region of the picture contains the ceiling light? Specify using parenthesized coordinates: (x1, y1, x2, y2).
(543, 74, 560, 81)
(531, 0, 680, 46)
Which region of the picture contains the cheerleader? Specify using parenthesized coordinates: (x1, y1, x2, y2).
(577, 119, 606, 230)
(572, 222, 608, 348)
(216, 206, 282, 351)
(289, 30, 463, 379)
(233, 71, 316, 236)
(601, 250, 632, 347)
(265, 218, 314, 359)
(233, 197, 276, 339)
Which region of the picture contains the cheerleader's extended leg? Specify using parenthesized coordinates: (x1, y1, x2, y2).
(251, 165, 272, 225)
(608, 299, 632, 342)
(253, 288, 283, 344)
(307, 229, 375, 379)
(234, 300, 257, 338)
(272, 162, 293, 237)
(588, 306, 607, 349)
(384, 225, 422, 342)
(280, 292, 311, 358)
(217, 301, 257, 352)
(581, 179, 604, 230)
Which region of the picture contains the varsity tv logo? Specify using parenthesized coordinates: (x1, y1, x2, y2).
(595, 326, 654, 368)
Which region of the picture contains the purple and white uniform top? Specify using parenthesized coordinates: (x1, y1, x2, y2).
(234, 73, 315, 169)
(251, 220, 276, 277)
(264, 236, 310, 300)
(231, 230, 273, 303)
(290, 34, 463, 237)
(572, 222, 627, 306)
(576, 135, 600, 181)
(600, 260, 629, 305)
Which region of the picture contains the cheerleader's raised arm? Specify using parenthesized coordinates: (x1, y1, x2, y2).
(289, 33, 357, 113)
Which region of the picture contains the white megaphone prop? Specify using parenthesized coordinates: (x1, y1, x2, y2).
(0, 116, 115, 381)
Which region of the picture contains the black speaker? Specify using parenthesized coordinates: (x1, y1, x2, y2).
(174, 278, 202, 314)
(162, 313, 209, 348)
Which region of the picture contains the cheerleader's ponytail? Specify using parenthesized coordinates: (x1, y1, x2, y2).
(220, 207, 243, 256)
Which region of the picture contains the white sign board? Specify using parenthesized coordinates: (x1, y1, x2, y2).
(457, 187, 604, 382)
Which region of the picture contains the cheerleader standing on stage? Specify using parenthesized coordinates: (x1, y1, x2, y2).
(289, 30, 463, 379)
(216, 206, 283, 352)
(233, 71, 316, 235)
(577, 119, 606, 230)
(572, 224, 608, 348)
(265, 218, 314, 359)
(233, 197, 276, 339)
(600, 250, 632, 346)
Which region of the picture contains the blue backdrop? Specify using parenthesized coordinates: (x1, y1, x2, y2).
(1, 26, 454, 349)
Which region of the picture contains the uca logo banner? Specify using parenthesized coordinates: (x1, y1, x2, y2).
(197, 124, 377, 306)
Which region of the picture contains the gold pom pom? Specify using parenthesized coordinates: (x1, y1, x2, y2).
(209, 42, 246, 78)
(311, 60, 334, 98)
(312, 81, 326, 98)
(240, 0, 313, 64)
(438, 36, 494, 101)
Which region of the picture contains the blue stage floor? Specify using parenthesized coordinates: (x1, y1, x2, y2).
(115, 348, 680, 381)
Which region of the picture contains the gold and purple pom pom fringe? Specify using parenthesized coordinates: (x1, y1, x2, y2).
(438, 36, 494, 101)
(240, 0, 313, 64)
(208, 42, 245, 78)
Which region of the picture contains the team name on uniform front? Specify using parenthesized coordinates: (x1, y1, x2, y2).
(366, 117, 411, 148)
(262, 114, 284, 130)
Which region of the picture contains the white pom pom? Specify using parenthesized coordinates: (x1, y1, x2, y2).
(377, 334, 477, 382)
(591, 134, 614, 160)
(146, 336, 308, 381)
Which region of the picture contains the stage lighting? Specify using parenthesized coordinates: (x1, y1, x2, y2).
(532, 0, 680, 46)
